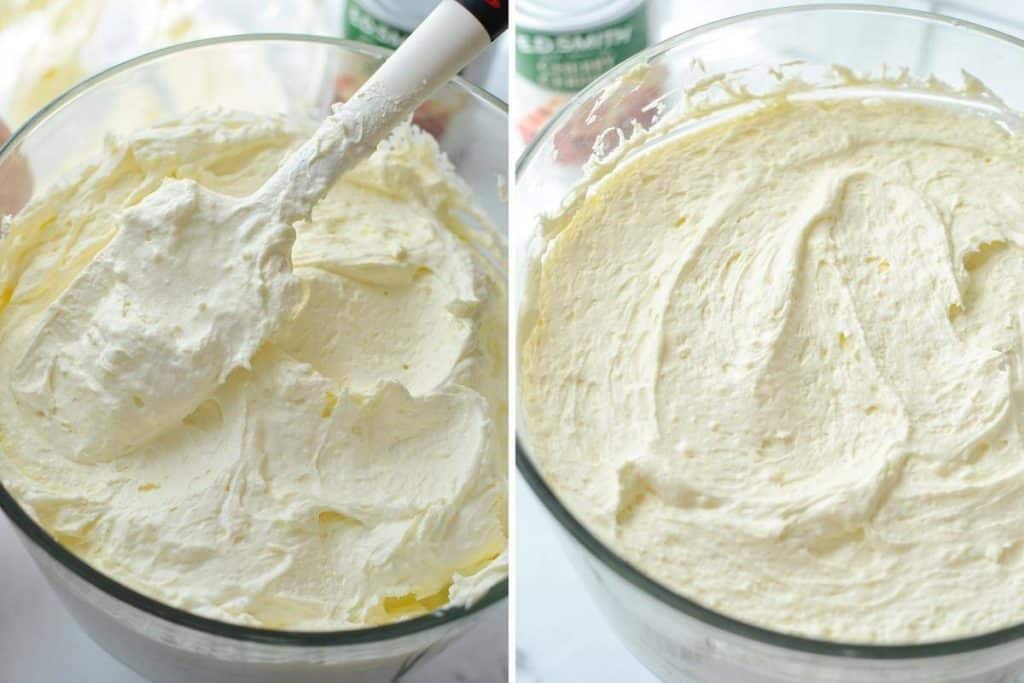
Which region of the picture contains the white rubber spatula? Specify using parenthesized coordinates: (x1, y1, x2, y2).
(12, 0, 507, 464)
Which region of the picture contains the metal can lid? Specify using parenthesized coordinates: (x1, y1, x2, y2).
(346, 0, 441, 33)
(517, 0, 645, 33)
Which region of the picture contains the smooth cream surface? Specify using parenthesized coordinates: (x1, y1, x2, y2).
(0, 111, 507, 629)
(522, 97, 1024, 643)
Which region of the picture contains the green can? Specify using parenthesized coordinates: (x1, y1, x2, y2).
(516, 0, 647, 92)
(514, 0, 649, 150)
(342, 0, 438, 49)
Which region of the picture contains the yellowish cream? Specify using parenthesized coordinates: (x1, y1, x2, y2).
(0, 111, 507, 630)
(522, 97, 1024, 643)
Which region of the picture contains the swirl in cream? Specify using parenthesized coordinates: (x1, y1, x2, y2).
(522, 96, 1024, 643)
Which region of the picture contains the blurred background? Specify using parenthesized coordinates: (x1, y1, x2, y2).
(511, 0, 1024, 159)
(0, 0, 509, 128)
(514, 1, 1024, 682)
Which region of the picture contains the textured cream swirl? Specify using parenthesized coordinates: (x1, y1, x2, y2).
(522, 97, 1024, 643)
(0, 111, 507, 629)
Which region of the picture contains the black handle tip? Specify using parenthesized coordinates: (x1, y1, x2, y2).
(453, 0, 508, 40)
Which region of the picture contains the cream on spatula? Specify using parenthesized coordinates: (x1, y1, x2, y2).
(12, 0, 507, 463)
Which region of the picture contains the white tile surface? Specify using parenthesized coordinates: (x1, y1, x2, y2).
(513, 1, 1024, 682)
(0, 514, 507, 683)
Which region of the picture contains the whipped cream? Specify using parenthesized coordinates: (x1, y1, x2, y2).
(12, 80, 402, 464)
(11, 171, 300, 463)
(0, 110, 507, 629)
(522, 93, 1024, 643)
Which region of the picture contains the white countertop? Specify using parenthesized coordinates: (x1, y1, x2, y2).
(0, 512, 507, 682)
(512, 2, 1024, 682)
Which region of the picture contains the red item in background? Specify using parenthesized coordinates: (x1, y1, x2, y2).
(551, 68, 663, 165)
(0, 120, 32, 215)
(517, 97, 565, 148)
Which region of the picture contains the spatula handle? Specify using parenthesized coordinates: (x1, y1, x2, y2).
(267, 0, 504, 223)
(354, 0, 497, 114)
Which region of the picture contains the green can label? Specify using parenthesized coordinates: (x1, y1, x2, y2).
(516, 8, 647, 92)
(343, 0, 410, 49)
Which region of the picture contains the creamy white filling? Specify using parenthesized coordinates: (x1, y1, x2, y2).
(0, 110, 507, 630)
(522, 97, 1024, 643)
(12, 74, 415, 465)
(11, 176, 300, 463)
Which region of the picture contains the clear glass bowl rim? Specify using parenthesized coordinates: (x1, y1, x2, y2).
(516, 3, 1024, 660)
(0, 33, 508, 648)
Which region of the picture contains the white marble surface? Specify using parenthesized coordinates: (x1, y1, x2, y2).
(515, 478, 656, 683)
(513, 2, 1024, 682)
(0, 513, 507, 683)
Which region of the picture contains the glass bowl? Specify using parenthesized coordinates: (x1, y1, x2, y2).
(516, 5, 1024, 682)
(0, 35, 507, 683)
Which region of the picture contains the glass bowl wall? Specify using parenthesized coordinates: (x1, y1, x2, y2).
(0, 35, 507, 683)
(516, 6, 1024, 682)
